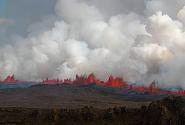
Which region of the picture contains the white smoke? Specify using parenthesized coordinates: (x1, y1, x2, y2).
(1, 0, 185, 87)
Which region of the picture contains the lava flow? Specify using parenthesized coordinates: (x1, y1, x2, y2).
(42, 73, 185, 96)
(0, 75, 18, 83)
(1, 74, 185, 96)
(43, 73, 128, 88)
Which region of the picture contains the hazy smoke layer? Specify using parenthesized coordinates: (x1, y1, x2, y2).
(1, 0, 185, 87)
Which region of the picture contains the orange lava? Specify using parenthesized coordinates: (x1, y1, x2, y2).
(1, 75, 18, 83)
(1, 74, 185, 96)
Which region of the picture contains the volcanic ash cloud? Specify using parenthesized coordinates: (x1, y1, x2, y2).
(1, 0, 185, 87)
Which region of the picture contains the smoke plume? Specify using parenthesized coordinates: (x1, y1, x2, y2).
(1, 0, 185, 87)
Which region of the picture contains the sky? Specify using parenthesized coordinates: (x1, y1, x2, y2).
(0, 0, 146, 45)
(0, 0, 6, 15)
(1, 0, 184, 40)
(0, 0, 57, 44)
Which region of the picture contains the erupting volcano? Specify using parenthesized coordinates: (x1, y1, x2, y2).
(42, 73, 128, 87)
(1, 0, 185, 106)
(1, 0, 185, 92)
(1, 73, 185, 96)
(41, 73, 185, 96)
(1, 0, 185, 124)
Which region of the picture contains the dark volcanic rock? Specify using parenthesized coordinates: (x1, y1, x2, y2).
(144, 96, 185, 125)
(0, 96, 184, 125)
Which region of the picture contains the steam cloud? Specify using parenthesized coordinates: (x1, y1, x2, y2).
(1, 0, 185, 87)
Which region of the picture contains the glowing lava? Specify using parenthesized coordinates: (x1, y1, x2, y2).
(0, 75, 18, 83)
(1, 74, 185, 96)
(43, 73, 128, 88)
(42, 73, 185, 96)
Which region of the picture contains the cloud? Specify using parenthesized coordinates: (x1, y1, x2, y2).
(0, 0, 185, 88)
(145, 0, 185, 18)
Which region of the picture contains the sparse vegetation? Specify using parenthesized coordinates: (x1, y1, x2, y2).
(0, 96, 184, 125)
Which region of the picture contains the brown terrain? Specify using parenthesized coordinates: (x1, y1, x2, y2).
(0, 84, 184, 125)
(0, 84, 152, 109)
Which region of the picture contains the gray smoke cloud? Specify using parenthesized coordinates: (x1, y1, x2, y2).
(0, 0, 185, 87)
